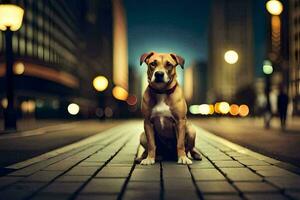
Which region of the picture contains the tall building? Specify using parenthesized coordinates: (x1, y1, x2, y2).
(0, 0, 113, 118)
(290, 0, 300, 114)
(208, 0, 254, 102)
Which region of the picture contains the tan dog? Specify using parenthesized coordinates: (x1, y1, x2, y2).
(138, 51, 202, 165)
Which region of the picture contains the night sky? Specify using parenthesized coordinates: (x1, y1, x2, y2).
(124, 0, 267, 77)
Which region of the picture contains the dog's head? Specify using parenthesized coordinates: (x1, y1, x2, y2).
(140, 52, 185, 89)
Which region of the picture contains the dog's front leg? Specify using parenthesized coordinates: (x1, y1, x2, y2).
(140, 119, 156, 165)
(176, 119, 192, 164)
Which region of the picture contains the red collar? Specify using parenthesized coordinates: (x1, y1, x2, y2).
(149, 83, 178, 95)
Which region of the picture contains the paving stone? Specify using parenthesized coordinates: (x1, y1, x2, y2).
(76, 194, 118, 200)
(123, 190, 160, 200)
(256, 169, 299, 177)
(164, 190, 199, 200)
(126, 181, 161, 190)
(81, 178, 125, 194)
(248, 165, 282, 171)
(130, 168, 161, 181)
(232, 156, 254, 160)
(189, 161, 215, 169)
(238, 159, 270, 166)
(31, 194, 70, 200)
(245, 193, 289, 200)
(66, 167, 99, 176)
(78, 162, 103, 167)
(220, 168, 262, 181)
(107, 163, 134, 168)
(135, 163, 160, 169)
(226, 151, 246, 157)
(285, 191, 300, 200)
(209, 155, 233, 161)
(56, 175, 90, 182)
(163, 167, 191, 178)
(234, 182, 278, 193)
(191, 169, 226, 181)
(0, 182, 45, 200)
(96, 167, 131, 178)
(43, 161, 77, 171)
(23, 171, 62, 182)
(203, 194, 242, 200)
(0, 176, 23, 189)
(196, 181, 237, 194)
(84, 154, 112, 162)
(213, 161, 244, 168)
(41, 182, 83, 194)
(266, 177, 300, 189)
(164, 179, 195, 191)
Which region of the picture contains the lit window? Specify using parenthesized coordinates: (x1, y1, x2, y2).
(12, 35, 18, 53)
(27, 26, 33, 39)
(19, 38, 25, 55)
(38, 45, 43, 59)
(27, 42, 32, 56)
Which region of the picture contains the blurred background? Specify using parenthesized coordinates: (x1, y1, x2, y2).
(0, 0, 298, 130)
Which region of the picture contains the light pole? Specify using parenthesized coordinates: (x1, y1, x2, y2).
(0, 4, 24, 131)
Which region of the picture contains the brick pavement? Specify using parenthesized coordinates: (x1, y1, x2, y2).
(0, 121, 299, 200)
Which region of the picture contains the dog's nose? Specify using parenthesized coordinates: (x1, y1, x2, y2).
(154, 71, 164, 81)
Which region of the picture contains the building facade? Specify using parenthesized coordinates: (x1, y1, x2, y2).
(290, 0, 300, 114)
(0, 0, 113, 118)
(208, 0, 254, 102)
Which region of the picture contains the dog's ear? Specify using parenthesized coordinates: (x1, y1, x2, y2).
(170, 54, 185, 69)
(140, 52, 154, 66)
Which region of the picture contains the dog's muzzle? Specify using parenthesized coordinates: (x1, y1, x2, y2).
(154, 71, 165, 83)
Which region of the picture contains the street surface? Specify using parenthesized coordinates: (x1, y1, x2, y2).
(0, 121, 299, 200)
(0, 120, 120, 168)
(193, 117, 300, 167)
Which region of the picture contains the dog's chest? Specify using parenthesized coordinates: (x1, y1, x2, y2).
(150, 94, 173, 119)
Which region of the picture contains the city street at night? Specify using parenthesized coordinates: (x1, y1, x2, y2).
(0, 0, 300, 199)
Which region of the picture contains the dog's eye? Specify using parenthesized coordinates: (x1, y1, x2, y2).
(166, 62, 173, 68)
(149, 62, 157, 67)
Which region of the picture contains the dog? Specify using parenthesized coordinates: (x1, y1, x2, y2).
(138, 51, 202, 165)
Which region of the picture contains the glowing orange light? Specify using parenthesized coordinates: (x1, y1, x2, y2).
(239, 104, 249, 117)
(230, 104, 239, 116)
(214, 102, 221, 114)
(219, 102, 230, 114)
(112, 86, 128, 101)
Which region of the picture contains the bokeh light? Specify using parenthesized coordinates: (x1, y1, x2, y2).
(266, 0, 283, 15)
(219, 102, 230, 114)
(104, 107, 113, 117)
(189, 105, 200, 115)
(199, 104, 210, 115)
(21, 100, 36, 113)
(1, 98, 8, 109)
(263, 60, 273, 75)
(230, 104, 239, 116)
(112, 86, 128, 101)
(224, 50, 239, 64)
(14, 62, 25, 75)
(67, 103, 80, 115)
(126, 95, 137, 106)
(93, 76, 108, 92)
(239, 104, 249, 117)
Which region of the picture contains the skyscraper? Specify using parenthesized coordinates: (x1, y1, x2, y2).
(290, 0, 300, 114)
(208, 0, 254, 102)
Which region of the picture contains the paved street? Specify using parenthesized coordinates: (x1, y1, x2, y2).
(193, 117, 300, 167)
(0, 120, 121, 168)
(0, 121, 299, 200)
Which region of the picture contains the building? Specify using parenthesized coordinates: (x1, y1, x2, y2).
(0, 0, 113, 119)
(208, 0, 254, 102)
(290, 0, 300, 114)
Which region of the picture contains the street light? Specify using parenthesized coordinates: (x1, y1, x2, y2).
(93, 76, 108, 92)
(0, 4, 24, 131)
(224, 50, 239, 64)
(266, 0, 283, 16)
(263, 60, 273, 75)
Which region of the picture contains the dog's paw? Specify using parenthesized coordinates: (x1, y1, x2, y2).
(140, 157, 155, 165)
(178, 156, 193, 165)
